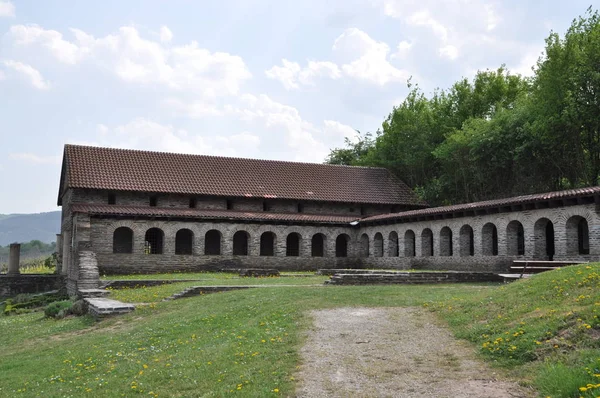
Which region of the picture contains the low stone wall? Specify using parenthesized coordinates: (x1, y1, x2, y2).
(0, 275, 64, 298)
(101, 279, 200, 289)
(164, 285, 253, 300)
(96, 253, 363, 274)
(326, 271, 504, 285)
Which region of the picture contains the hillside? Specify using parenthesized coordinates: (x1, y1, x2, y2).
(0, 211, 61, 246)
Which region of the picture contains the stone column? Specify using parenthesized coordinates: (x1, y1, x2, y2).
(8, 243, 20, 275)
(56, 234, 63, 273)
(62, 231, 71, 275)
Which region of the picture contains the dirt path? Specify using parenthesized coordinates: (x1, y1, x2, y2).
(295, 307, 534, 398)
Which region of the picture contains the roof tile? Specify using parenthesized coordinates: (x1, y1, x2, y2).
(59, 145, 426, 206)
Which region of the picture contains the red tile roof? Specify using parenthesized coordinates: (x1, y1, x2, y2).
(361, 186, 600, 223)
(71, 204, 360, 225)
(58, 145, 426, 207)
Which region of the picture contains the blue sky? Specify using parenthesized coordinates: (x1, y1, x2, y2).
(0, 0, 595, 214)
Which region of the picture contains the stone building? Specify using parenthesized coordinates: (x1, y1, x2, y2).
(57, 145, 600, 295)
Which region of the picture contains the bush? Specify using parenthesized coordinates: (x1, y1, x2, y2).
(44, 300, 73, 319)
(70, 300, 87, 316)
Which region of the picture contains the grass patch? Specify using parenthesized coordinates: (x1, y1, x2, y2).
(0, 283, 490, 397)
(427, 263, 600, 397)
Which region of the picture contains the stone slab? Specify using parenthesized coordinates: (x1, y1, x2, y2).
(84, 297, 135, 318)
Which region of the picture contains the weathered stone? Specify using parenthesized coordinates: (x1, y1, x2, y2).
(7, 243, 20, 275)
(84, 297, 135, 318)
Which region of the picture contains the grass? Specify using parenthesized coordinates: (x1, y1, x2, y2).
(0, 281, 490, 397)
(427, 263, 600, 397)
(3, 265, 600, 396)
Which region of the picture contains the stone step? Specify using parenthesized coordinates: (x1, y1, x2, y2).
(163, 285, 253, 301)
(78, 288, 110, 298)
(84, 298, 135, 319)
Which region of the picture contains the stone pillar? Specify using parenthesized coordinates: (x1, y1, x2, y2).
(8, 243, 20, 275)
(62, 231, 71, 275)
(56, 234, 62, 273)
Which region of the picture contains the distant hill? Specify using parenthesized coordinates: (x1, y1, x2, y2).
(0, 211, 61, 246)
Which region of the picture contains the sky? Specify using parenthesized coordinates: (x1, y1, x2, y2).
(0, 0, 595, 214)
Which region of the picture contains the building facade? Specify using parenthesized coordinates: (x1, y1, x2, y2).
(57, 145, 600, 295)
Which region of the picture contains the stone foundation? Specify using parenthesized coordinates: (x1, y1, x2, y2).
(0, 275, 64, 298)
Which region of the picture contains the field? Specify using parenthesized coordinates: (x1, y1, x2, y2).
(1, 266, 600, 397)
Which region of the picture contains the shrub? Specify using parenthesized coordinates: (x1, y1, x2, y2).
(70, 300, 87, 316)
(44, 300, 73, 319)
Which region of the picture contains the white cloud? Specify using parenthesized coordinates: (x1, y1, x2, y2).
(9, 153, 61, 164)
(3, 60, 51, 90)
(333, 28, 409, 85)
(159, 26, 173, 43)
(9, 24, 251, 97)
(265, 59, 341, 90)
(266, 28, 409, 89)
(439, 45, 458, 60)
(0, 1, 15, 17)
(9, 25, 85, 64)
(380, 0, 508, 62)
(0, 70, 5, 80)
(323, 120, 357, 141)
(91, 119, 261, 158)
(391, 40, 413, 59)
(407, 10, 449, 42)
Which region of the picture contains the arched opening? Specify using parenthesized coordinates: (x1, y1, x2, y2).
(233, 231, 249, 256)
(388, 231, 399, 257)
(460, 225, 474, 256)
(260, 232, 276, 256)
(335, 234, 349, 257)
(421, 229, 433, 257)
(440, 227, 453, 256)
(566, 216, 589, 255)
(113, 227, 133, 253)
(311, 234, 325, 257)
(286, 233, 301, 256)
(144, 228, 164, 254)
(534, 218, 555, 260)
(373, 233, 383, 257)
(360, 234, 370, 257)
(175, 229, 194, 255)
(204, 230, 222, 255)
(481, 223, 498, 256)
(404, 230, 415, 257)
(506, 220, 525, 256)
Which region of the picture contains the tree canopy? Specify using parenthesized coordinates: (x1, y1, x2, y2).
(326, 7, 600, 206)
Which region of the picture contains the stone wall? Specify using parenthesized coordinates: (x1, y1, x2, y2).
(359, 204, 600, 272)
(0, 275, 64, 298)
(90, 217, 363, 274)
(68, 188, 398, 217)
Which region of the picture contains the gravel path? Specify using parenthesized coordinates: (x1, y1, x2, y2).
(295, 307, 534, 398)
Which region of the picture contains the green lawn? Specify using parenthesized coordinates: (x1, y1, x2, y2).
(0, 282, 489, 397)
(3, 265, 600, 397)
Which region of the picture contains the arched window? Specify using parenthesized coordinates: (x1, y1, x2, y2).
(421, 229, 433, 257)
(404, 230, 415, 257)
(175, 229, 194, 255)
(566, 216, 589, 255)
(506, 220, 525, 256)
(113, 227, 133, 253)
(260, 232, 276, 256)
(286, 233, 301, 256)
(459, 225, 474, 256)
(335, 234, 349, 257)
(374, 233, 383, 257)
(534, 218, 555, 260)
(440, 227, 453, 256)
(233, 231, 249, 256)
(311, 234, 325, 257)
(204, 230, 222, 255)
(482, 223, 498, 256)
(360, 233, 370, 257)
(144, 228, 164, 255)
(388, 231, 399, 257)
